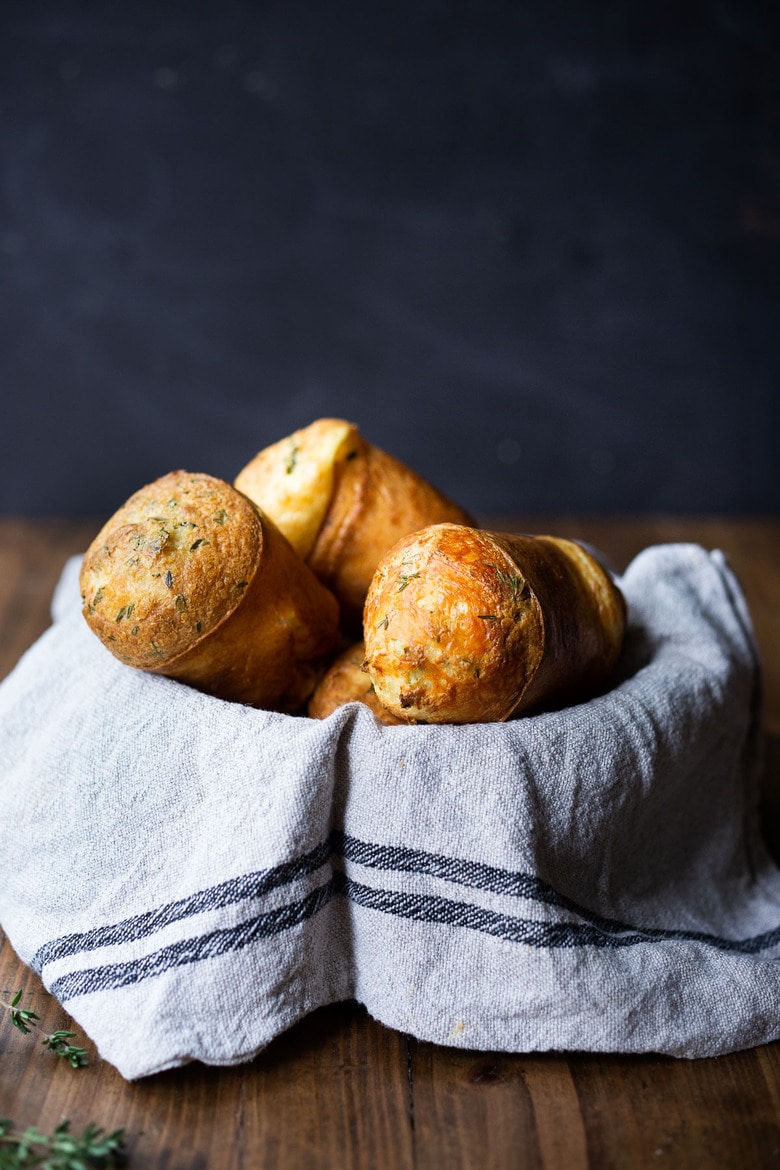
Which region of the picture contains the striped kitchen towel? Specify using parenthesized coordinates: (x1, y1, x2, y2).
(1, 544, 778, 1080)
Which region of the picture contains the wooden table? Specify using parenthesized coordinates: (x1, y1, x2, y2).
(1, 516, 779, 1169)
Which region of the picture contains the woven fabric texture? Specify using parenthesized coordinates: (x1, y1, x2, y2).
(0, 545, 778, 1080)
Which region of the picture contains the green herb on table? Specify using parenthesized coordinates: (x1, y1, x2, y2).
(2, 991, 87, 1068)
(0, 1118, 126, 1167)
(1, 990, 38, 1034)
(40, 1032, 89, 1069)
(1, 997, 129, 1164)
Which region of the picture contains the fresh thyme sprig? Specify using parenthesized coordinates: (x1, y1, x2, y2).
(1, 994, 129, 1164)
(1, 990, 39, 1035)
(0, 1118, 126, 1169)
(40, 1032, 89, 1070)
(2, 991, 88, 1067)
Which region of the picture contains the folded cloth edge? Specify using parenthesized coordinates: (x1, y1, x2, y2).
(1, 543, 779, 1077)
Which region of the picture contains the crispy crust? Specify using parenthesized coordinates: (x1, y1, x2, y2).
(80, 470, 340, 711)
(235, 419, 475, 630)
(363, 523, 626, 724)
(307, 641, 404, 724)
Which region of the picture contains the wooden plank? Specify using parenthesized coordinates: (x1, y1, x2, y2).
(571, 1046, 780, 1167)
(119, 1004, 413, 1169)
(1, 935, 413, 1169)
(408, 1042, 588, 1170)
(408, 1039, 780, 1169)
(235, 1005, 414, 1170)
(0, 519, 98, 682)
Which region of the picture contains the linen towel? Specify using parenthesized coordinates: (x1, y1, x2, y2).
(1, 544, 779, 1080)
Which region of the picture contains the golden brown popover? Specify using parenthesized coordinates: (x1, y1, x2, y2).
(234, 418, 474, 629)
(307, 641, 404, 724)
(80, 470, 340, 711)
(362, 523, 626, 724)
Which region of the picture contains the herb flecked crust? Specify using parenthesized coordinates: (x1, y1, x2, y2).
(363, 523, 626, 724)
(79, 470, 341, 711)
(80, 471, 262, 668)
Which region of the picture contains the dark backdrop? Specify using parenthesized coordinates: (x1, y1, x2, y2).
(1, 1, 778, 518)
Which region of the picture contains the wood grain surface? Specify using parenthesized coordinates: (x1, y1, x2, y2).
(1, 516, 779, 1169)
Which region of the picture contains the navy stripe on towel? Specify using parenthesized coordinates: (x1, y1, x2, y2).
(335, 873, 648, 949)
(38, 832, 780, 1003)
(50, 879, 335, 1003)
(32, 839, 331, 973)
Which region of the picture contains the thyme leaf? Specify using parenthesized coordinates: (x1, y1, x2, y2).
(41, 1031, 89, 1069)
(482, 563, 527, 597)
(397, 572, 420, 592)
(0, 1118, 127, 1167)
(2, 992, 89, 1068)
(1, 991, 39, 1035)
(145, 530, 169, 554)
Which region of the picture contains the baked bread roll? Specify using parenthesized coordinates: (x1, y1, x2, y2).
(363, 524, 626, 724)
(234, 418, 474, 628)
(80, 471, 340, 711)
(308, 642, 404, 724)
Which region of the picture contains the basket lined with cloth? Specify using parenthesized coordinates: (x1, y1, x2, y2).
(1, 543, 779, 1081)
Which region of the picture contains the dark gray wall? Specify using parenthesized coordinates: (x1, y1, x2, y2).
(1, 1, 778, 518)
